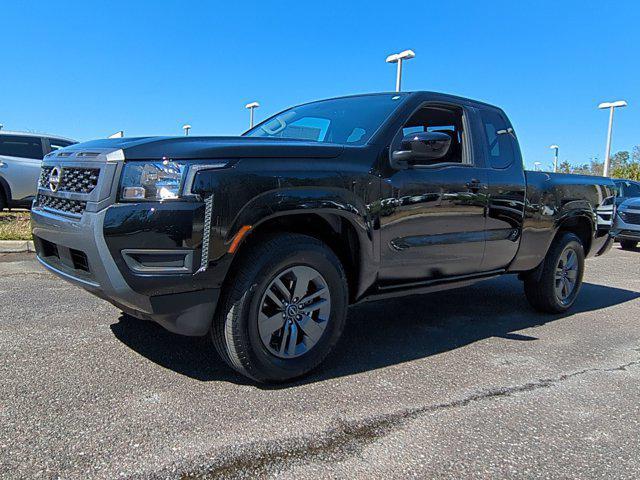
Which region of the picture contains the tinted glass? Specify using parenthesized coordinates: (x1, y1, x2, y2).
(399, 106, 465, 164)
(479, 109, 515, 169)
(49, 139, 75, 151)
(244, 94, 406, 145)
(0, 135, 44, 159)
(624, 182, 640, 198)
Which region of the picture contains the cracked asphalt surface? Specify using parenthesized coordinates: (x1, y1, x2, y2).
(1, 246, 639, 479)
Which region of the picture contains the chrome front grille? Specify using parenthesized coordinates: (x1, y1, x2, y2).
(38, 166, 53, 187)
(38, 166, 100, 193)
(35, 194, 87, 216)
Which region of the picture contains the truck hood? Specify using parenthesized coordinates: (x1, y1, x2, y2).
(60, 136, 344, 160)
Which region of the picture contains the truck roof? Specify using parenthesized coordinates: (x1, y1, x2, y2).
(301, 91, 502, 110)
(0, 129, 76, 143)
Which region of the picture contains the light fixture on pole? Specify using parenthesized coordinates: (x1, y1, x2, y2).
(385, 50, 415, 92)
(549, 144, 559, 172)
(182, 124, 192, 136)
(598, 100, 627, 177)
(245, 102, 260, 128)
(534, 161, 542, 171)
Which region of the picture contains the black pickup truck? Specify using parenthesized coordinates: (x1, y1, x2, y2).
(31, 92, 615, 382)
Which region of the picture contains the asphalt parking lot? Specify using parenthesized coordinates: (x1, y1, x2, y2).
(1, 247, 639, 479)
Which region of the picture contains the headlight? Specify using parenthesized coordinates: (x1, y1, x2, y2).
(618, 210, 628, 222)
(120, 160, 187, 201)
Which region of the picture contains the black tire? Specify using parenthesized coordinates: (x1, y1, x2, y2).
(524, 232, 585, 314)
(0, 189, 6, 211)
(211, 233, 348, 383)
(620, 240, 638, 250)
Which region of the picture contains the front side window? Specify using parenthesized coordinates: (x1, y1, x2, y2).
(396, 105, 466, 165)
(244, 94, 406, 145)
(0, 135, 44, 159)
(479, 109, 516, 169)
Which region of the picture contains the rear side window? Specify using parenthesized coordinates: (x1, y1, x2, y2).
(0, 135, 44, 159)
(479, 109, 515, 169)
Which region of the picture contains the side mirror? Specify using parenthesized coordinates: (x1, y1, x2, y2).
(391, 131, 452, 169)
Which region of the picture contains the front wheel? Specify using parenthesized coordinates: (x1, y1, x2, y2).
(524, 233, 585, 313)
(620, 240, 638, 250)
(211, 233, 348, 383)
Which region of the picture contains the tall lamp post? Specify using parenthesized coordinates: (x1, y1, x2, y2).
(245, 102, 260, 128)
(385, 50, 415, 92)
(549, 144, 559, 172)
(182, 124, 191, 136)
(598, 100, 627, 177)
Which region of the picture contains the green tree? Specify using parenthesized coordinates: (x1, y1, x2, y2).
(571, 163, 592, 175)
(610, 151, 630, 170)
(558, 160, 572, 173)
(611, 148, 640, 181)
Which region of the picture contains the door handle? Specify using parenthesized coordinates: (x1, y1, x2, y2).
(0, 161, 6, 168)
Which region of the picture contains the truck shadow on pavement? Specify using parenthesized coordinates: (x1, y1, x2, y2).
(110, 275, 639, 388)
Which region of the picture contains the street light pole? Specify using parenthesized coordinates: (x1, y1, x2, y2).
(385, 50, 415, 92)
(245, 102, 260, 128)
(598, 100, 627, 177)
(182, 124, 191, 136)
(549, 145, 559, 172)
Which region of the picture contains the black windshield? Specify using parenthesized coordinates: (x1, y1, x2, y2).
(243, 94, 407, 145)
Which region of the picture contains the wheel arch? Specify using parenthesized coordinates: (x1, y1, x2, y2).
(227, 210, 373, 303)
(554, 213, 594, 256)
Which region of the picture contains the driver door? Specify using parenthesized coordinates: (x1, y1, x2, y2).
(378, 104, 488, 283)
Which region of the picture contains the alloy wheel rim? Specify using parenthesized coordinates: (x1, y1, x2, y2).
(555, 247, 579, 304)
(258, 265, 331, 359)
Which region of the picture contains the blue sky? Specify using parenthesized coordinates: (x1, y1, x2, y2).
(1, 0, 637, 169)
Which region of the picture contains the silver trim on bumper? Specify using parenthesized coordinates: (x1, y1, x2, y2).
(31, 207, 153, 313)
(36, 254, 100, 288)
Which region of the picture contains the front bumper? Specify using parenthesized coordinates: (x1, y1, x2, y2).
(31, 207, 219, 336)
(612, 229, 640, 241)
(611, 215, 640, 242)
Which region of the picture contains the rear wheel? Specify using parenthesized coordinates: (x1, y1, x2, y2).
(524, 233, 585, 313)
(620, 240, 638, 250)
(0, 189, 6, 211)
(211, 233, 348, 383)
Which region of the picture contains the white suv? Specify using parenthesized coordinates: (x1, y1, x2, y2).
(0, 131, 77, 210)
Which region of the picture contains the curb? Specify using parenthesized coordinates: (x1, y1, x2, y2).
(0, 240, 36, 254)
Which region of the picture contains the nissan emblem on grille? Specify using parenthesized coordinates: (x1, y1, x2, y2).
(49, 167, 62, 192)
(39, 166, 100, 193)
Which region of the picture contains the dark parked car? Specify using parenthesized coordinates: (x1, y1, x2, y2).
(31, 92, 615, 382)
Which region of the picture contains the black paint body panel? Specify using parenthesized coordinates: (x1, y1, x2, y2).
(100, 91, 614, 304)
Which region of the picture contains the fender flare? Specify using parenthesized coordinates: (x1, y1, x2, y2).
(226, 186, 377, 299)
